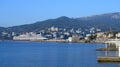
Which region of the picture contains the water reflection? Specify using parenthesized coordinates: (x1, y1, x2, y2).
(106, 39, 120, 56)
(97, 42, 120, 66)
(105, 43, 118, 57)
(97, 43, 118, 57)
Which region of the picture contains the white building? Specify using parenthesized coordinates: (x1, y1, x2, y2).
(67, 37, 72, 42)
(116, 33, 120, 38)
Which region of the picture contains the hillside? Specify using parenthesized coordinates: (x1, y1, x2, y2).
(2, 12, 120, 33)
(0, 27, 6, 32)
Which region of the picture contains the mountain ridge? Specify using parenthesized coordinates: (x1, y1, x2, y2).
(0, 12, 120, 33)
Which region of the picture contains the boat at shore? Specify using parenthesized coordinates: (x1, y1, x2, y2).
(13, 33, 48, 41)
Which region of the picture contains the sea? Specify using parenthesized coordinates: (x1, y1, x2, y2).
(0, 41, 119, 67)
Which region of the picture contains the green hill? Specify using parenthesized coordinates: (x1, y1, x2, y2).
(1, 12, 120, 33)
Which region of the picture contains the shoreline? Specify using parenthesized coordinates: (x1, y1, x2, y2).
(0, 39, 105, 44)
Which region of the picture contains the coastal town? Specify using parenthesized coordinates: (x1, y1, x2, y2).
(0, 26, 120, 43)
(1, 0, 120, 66)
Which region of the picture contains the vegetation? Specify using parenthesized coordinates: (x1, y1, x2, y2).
(0, 12, 120, 33)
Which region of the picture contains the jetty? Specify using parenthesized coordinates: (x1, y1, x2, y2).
(98, 39, 120, 62)
(98, 56, 120, 62)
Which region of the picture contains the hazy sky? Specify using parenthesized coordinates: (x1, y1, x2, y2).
(0, 0, 120, 27)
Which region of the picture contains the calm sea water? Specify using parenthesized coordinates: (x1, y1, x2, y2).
(0, 41, 119, 67)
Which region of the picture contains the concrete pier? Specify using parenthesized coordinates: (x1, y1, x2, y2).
(98, 39, 120, 62)
(98, 56, 120, 62)
(96, 48, 117, 51)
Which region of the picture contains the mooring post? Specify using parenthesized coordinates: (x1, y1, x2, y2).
(105, 44, 108, 56)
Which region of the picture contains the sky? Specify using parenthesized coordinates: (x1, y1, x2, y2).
(0, 0, 120, 27)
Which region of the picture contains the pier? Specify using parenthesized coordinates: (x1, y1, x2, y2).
(98, 56, 120, 62)
(98, 39, 120, 62)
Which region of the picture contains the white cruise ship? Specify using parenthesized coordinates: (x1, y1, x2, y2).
(13, 33, 48, 41)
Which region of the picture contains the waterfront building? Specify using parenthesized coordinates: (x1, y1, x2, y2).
(60, 35, 64, 39)
(116, 33, 120, 38)
(107, 33, 114, 38)
(71, 34, 79, 42)
(67, 34, 80, 42)
(12, 32, 16, 36)
(85, 34, 91, 40)
(96, 32, 106, 38)
(2, 32, 8, 36)
(67, 37, 72, 42)
(95, 32, 107, 43)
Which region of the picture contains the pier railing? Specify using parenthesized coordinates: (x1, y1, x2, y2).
(105, 39, 120, 44)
